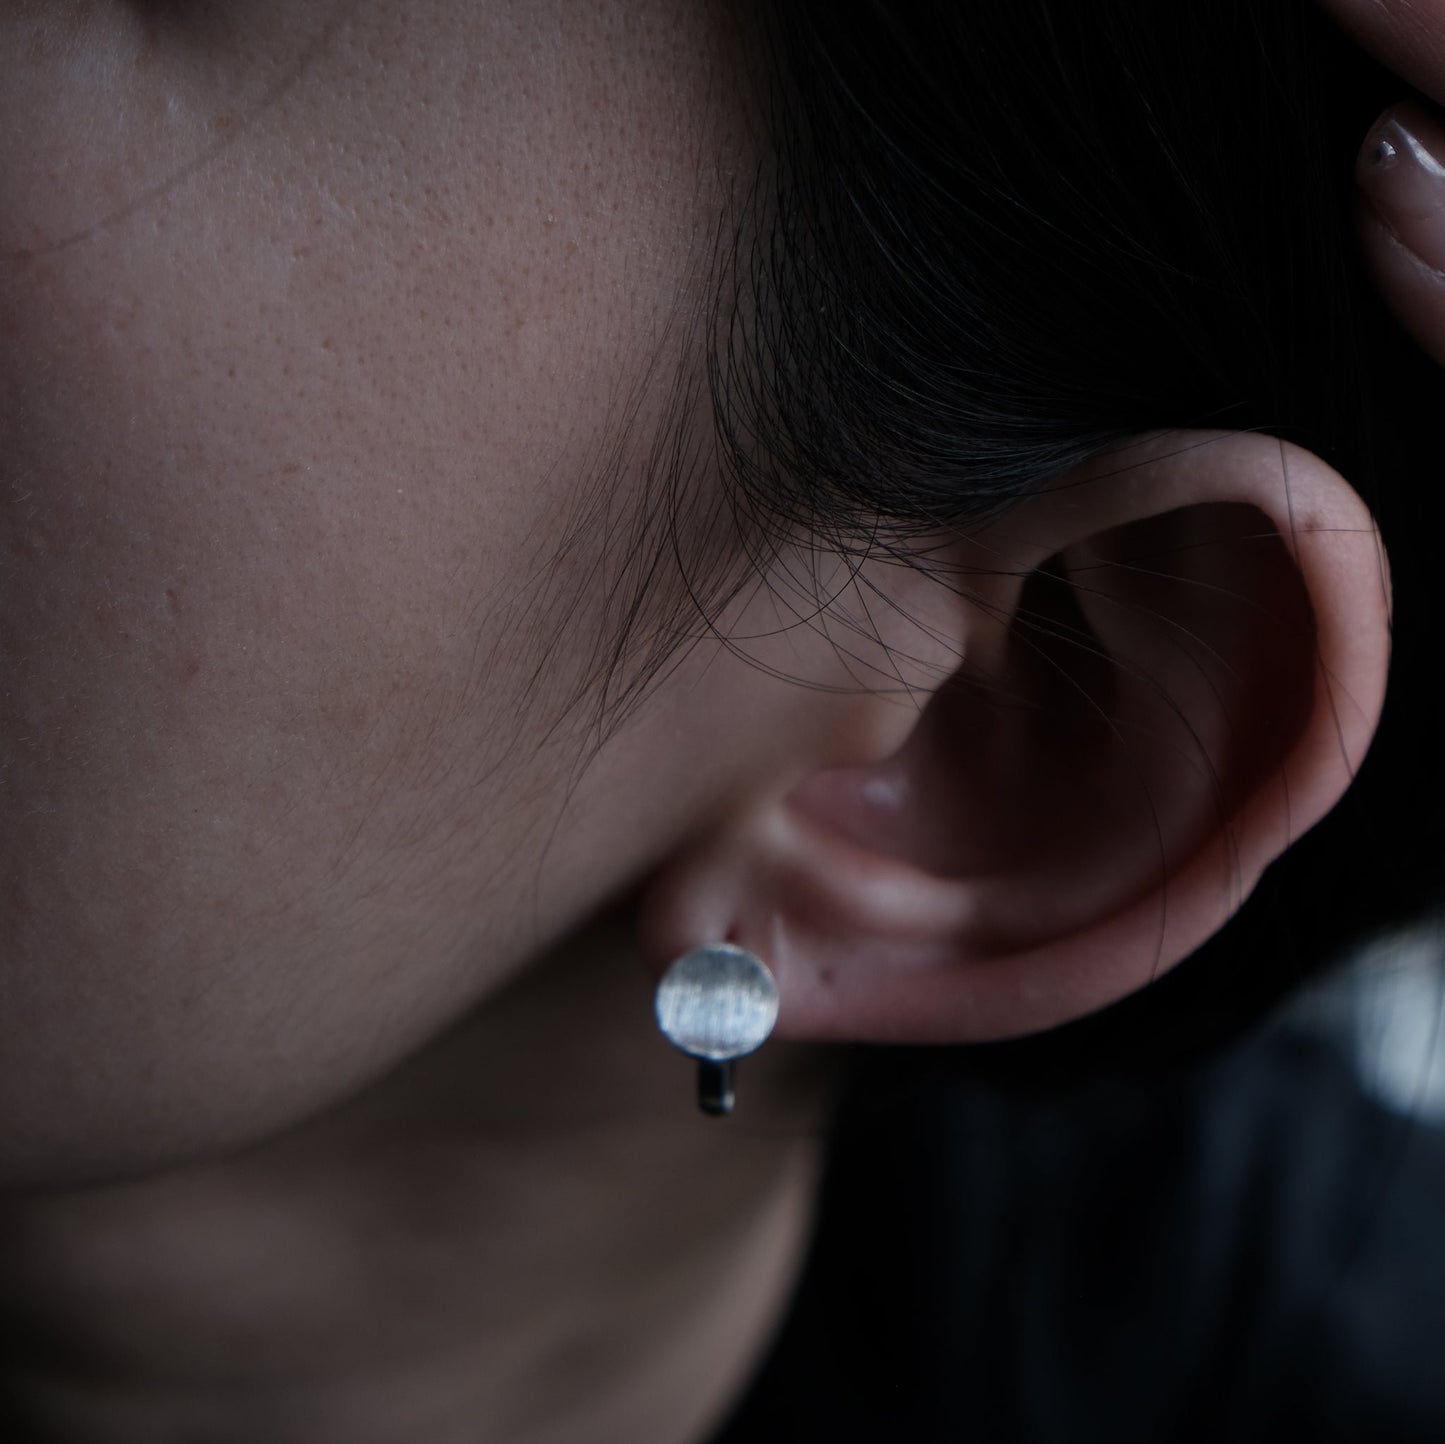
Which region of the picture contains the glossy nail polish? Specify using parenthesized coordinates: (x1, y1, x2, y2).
(1359, 101, 1445, 273)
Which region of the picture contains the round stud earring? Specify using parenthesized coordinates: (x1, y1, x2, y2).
(654, 943, 780, 1116)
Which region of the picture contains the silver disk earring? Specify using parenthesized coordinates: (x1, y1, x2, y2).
(654, 943, 780, 1116)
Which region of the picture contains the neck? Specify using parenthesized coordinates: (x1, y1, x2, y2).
(0, 911, 839, 1443)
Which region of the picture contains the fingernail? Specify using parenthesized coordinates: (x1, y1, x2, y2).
(1359, 101, 1445, 273)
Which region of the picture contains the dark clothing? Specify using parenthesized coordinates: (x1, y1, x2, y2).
(713, 1023, 1445, 1443)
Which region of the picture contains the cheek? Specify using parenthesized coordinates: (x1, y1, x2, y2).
(0, 0, 747, 1186)
(0, 229, 586, 1190)
(0, 158, 704, 1191)
(0, 438, 382, 1190)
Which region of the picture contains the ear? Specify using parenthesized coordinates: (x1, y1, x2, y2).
(638, 429, 1392, 1042)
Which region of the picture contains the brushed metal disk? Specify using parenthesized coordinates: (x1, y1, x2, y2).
(655, 944, 779, 1115)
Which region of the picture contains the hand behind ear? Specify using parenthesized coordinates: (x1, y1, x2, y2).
(1318, 0, 1445, 103)
(1317, 0, 1445, 363)
(641, 430, 1391, 1044)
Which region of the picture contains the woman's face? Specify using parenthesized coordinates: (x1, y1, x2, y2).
(0, 0, 790, 1183)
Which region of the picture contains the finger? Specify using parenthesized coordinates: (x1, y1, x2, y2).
(1354, 101, 1445, 366)
(1317, 0, 1445, 107)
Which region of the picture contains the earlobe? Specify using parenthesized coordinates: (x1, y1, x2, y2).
(640, 431, 1392, 1045)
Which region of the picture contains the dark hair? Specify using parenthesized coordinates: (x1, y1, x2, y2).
(708, 0, 1443, 1081)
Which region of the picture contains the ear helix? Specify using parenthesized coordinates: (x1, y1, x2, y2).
(654, 944, 779, 1116)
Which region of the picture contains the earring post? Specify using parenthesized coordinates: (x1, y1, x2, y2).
(697, 1060, 735, 1116)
